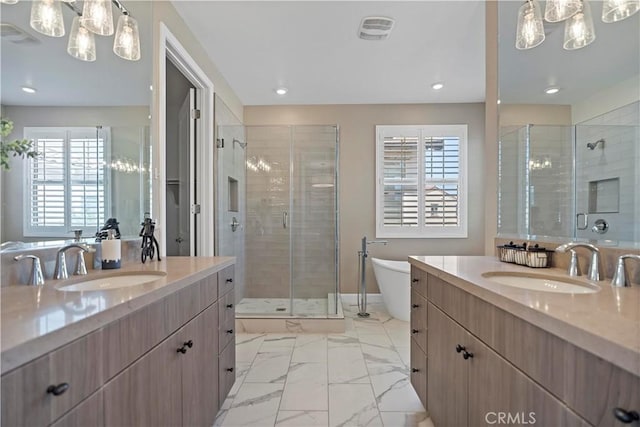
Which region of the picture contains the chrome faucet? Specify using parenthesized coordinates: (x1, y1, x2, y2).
(555, 242, 601, 281)
(54, 244, 93, 280)
(14, 254, 45, 286)
(611, 254, 640, 287)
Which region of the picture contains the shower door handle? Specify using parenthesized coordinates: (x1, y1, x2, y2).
(577, 213, 589, 230)
(282, 211, 288, 229)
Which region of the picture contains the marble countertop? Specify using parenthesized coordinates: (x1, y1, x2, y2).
(409, 256, 640, 377)
(1, 256, 235, 375)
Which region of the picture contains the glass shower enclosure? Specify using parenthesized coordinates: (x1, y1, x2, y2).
(240, 125, 339, 317)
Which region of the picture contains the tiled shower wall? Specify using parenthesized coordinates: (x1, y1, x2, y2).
(245, 125, 337, 301)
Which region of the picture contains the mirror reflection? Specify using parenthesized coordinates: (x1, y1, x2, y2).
(0, 0, 152, 243)
(497, 1, 640, 248)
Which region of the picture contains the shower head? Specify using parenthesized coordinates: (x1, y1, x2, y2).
(587, 138, 605, 150)
(233, 138, 247, 149)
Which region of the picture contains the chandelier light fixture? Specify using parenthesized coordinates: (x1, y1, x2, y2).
(516, 0, 639, 50)
(2, 0, 141, 62)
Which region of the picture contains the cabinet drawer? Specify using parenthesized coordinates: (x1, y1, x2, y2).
(219, 316, 236, 352)
(219, 289, 236, 328)
(410, 266, 428, 298)
(218, 335, 236, 408)
(218, 265, 235, 297)
(51, 390, 103, 427)
(410, 289, 427, 353)
(1, 329, 104, 426)
(565, 344, 640, 427)
(410, 339, 427, 411)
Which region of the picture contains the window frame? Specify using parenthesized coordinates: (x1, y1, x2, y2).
(23, 127, 112, 238)
(375, 124, 468, 239)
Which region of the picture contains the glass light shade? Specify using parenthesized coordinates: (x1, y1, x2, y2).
(113, 14, 141, 61)
(67, 16, 96, 62)
(602, 0, 640, 22)
(81, 0, 114, 36)
(516, 0, 546, 50)
(564, 1, 596, 50)
(30, 0, 65, 37)
(545, 0, 582, 22)
(1, 0, 20, 4)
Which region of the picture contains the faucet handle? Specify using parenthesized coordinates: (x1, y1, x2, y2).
(611, 254, 640, 288)
(14, 254, 45, 286)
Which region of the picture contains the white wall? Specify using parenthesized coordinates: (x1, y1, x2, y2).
(572, 75, 640, 124)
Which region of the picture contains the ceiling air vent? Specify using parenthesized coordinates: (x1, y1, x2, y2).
(358, 16, 395, 41)
(0, 23, 39, 45)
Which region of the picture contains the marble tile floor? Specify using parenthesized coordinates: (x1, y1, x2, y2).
(215, 301, 433, 427)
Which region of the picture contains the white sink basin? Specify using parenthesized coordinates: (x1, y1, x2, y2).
(482, 272, 600, 294)
(56, 272, 167, 292)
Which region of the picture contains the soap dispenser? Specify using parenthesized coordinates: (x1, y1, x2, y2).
(101, 229, 121, 269)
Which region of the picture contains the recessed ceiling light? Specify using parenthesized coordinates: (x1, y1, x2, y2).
(21, 86, 36, 94)
(545, 87, 560, 95)
(275, 87, 288, 95)
(431, 82, 444, 90)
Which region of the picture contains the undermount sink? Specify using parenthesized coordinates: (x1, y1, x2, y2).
(56, 272, 167, 292)
(481, 271, 601, 294)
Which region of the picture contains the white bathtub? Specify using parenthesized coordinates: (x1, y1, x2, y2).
(371, 258, 410, 322)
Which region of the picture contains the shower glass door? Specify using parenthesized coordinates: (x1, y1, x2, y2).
(244, 125, 339, 317)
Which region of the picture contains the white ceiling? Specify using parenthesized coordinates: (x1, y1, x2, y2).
(171, 1, 487, 105)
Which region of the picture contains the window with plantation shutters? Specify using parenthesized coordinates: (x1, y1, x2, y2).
(24, 127, 111, 237)
(376, 125, 468, 238)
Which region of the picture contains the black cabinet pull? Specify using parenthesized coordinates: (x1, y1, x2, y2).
(412, 304, 420, 308)
(226, 329, 234, 334)
(46, 383, 69, 396)
(411, 329, 419, 334)
(411, 368, 420, 373)
(411, 278, 419, 283)
(226, 367, 234, 372)
(226, 304, 234, 309)
(184, 340, 193, 348)
(462, 350, 474, 360)
(613, 408, 640, 423)
(225, 278, 233, 283)
(456, 344, 465, 353)
(177, 345, 187, 354)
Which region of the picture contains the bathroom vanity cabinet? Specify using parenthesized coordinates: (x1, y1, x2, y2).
(1, 261, 235, 427)
(410, 262, 640, 427)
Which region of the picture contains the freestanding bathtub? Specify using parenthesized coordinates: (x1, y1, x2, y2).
(371, 258, 410, 322)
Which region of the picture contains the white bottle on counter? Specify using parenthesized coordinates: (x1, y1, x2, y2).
(102, 229, 121, 269)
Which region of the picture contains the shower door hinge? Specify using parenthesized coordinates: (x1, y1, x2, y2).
(216, 138, 224, 148)
(191, 109, 201, 120)
(191, 204, 201, 215)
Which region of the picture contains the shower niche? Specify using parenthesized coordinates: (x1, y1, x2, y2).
(498, 104, 639, 245)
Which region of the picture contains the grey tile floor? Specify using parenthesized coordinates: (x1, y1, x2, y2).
(215, 301, 434, 427)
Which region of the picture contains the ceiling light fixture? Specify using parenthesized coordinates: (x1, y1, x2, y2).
(431, 82, 444, 90)
(113, 13, 140, 61)
(602, 0, 640, 22)
(545, 87, 560, 94)
(30, 0, 65, 37)
(516, 0, 545, 49)
(1, 0, 19, 4)
(67, 15, 96, 61)
(563, 0, 596, 49)
(544, 0, 582, 22)
(275, 88, 288, 95)
(81, 0, 114, 36)
(21, 86, 37, 93)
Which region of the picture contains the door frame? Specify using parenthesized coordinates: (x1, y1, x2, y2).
(157, 22, 215, 257)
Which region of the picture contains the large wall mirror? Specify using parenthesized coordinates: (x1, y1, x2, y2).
(1, 0, 153, 244)
(497, 0, 640, 248)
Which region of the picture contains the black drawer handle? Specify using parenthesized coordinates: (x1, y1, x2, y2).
(412, 304, 420, 308)
(177, 345, 187, 354)
(411, 368, 420, 373)
(226, 367, 234, 372)
(226, 329, 234, 334)
(411, 329, 419, 334)
(411, 278, 419, 283)
(225, 278, 233, 283)
(184, 340, 193, 348)
(47, 383, 69, 396)
(614, 408, 640, 423)
(456, 344, 465, 353)
(462, 350, 474, 360)
(226, 304, 234, 309)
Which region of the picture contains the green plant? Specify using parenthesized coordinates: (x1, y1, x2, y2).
(1, 118, 38, 170)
